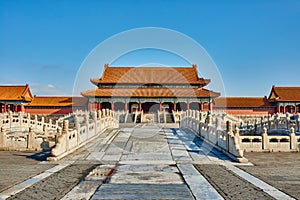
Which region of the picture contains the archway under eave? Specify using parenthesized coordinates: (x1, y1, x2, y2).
(202, 102, 210, 111)
(280, 106, 285, 113)
(114, 102, 125, 111)
(101, 102, 111, 110)
(190, 102, 200, 111)
(142, 102, 160, 113)
(176, 102, 187, 111)
(162, 102, 173, 113)
(129, 102, 139, 113)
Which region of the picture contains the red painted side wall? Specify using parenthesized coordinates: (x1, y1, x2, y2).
(214, 109, 276, 115)
(25, 108, 73, 115)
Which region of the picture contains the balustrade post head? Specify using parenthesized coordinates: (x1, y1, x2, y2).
(57, 127, 62, 135)
(234, 127, 240, 136)
(262, 127, 268, 134)
(226, 121, 232, 133)
(63, 120, 69, 133)
(97, 110, 101, 119)
(290, 127, 295, 134)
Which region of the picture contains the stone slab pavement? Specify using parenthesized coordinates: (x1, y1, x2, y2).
(0, 124, 298, 199)
(239, 152, 300, 199)
(0, 151, 55, 193)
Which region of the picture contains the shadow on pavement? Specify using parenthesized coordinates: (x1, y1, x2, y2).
(13, 151, 51, 162)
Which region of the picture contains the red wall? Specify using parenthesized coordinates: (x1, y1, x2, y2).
(25, 108, 74, 115)
(214, 109, 276, 115)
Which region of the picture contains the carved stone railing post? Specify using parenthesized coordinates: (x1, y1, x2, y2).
(225, 121, 232, 152)
(49, 119, 52, 127)
(27, 113, 31, 126)
(286, 113, 289, 130)
(27, 127, 34, 149)
(74, 115, 80, 132)
(41, 116, 45, 130)
(254, 119, 258, 133)
(0, 127, 6, 148)
(98, 110, 102, 120)
(55, 127, 61, 145)
(274, 115, 278, 129)
(196, 111, 200, 121)
(260, 117, 263, 132)
(34, 115, 38, 130)
(205, 113, 211, 125)
(216, 117, 221, 130)
(43, 125, 49, 135)
(199, 112, 203, 122)
(63, 120, 69, 151)
(57, 126, 62, 136)
(19, 112, 23, 127)
(297, 114, 300, 132)
(85, 111, 89, 138)
(74, 115, 81, 144)
(262, 127, 269, 150)
(226, 121, 232, 135)
(9, 112, 12, 130)
(233, 127, 243, 158)
(290, 127, 298, 151)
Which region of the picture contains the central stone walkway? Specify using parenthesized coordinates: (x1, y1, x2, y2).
(82, 124, 223, 199)
(1, 124, 295, 199)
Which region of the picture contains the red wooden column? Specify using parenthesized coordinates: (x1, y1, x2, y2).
(125, 102, 128, 111)
(20, 104, 25, 112)
(88, 102, 93, 111)
(283, 106, 286, 113)
(14, 105, 18, 112)
(139, 102, 142, 111)
(159, 102, 162, 112)
(200, 103, 204, 111)
(3, 103, 6, 113)
(187, 103, 190, 110)
(111, 102, 115, 111)
(173, 102, 176, 111)
(276, 105, 280, 113)
(96, 102, 101, 110)
(209, 102, 213, 111)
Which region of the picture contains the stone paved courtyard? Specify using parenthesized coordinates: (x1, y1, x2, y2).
(239, 152, 300, 199)
(0, 124, 298, 199)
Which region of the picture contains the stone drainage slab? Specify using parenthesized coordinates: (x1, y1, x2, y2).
(110, 164, 183, 185)
(92, 184, 195, 200)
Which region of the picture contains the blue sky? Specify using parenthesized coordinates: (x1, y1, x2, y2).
(0, 0, 300, 97)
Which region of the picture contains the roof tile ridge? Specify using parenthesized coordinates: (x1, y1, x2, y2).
(191, 64, 200, 81)
(20, 84, 33, 100)
(99, 64, 110, 80)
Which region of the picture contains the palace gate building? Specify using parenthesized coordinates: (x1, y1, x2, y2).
(0, 84, 33, 113)
(81, 64, 220, 113)
(268, 86, 300, 113)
